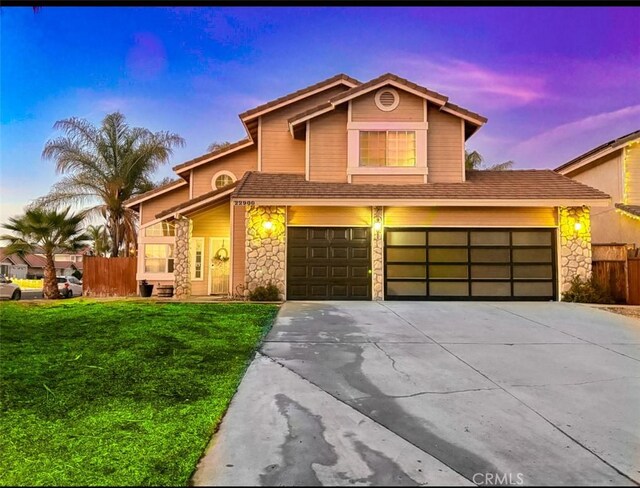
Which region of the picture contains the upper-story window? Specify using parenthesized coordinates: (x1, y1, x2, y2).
(359, 131, 416, 167)
(145, 221, 175, 237)
(212, 171, 236, 190)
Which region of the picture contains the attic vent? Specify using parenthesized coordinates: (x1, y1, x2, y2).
(375, 88, 400, 112)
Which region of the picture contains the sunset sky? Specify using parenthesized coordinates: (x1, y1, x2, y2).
(1, 6, 639, 223)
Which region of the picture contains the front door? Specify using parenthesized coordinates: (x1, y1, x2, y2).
(209, 237, 230, 295)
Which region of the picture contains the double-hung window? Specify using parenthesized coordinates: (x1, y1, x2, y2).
(359, 130, 416, 167)
(144, 244, 175, 273)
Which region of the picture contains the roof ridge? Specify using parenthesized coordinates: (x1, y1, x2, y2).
(239, 73, 361, 120)
(172, 137, 253, 172)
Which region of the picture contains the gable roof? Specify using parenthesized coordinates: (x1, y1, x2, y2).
(238, 73, 361, 121)
(615, 203, 640, 219)
(155, 181, 239, 219)
(287, 72, 488, 136)
(555, 129, 640, 175)
(233, 170, 609, 206)
(124, 178, 188, 209)
(0, 248, 27, 266)
(172, 138, 253, 174)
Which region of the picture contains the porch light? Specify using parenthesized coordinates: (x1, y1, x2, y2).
(574, 222, 582, 231)
(263, 220, 274, 231)
(373, 219, 382, 232)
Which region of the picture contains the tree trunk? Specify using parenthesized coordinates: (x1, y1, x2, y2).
(43, 253, 61, 299)
(109, 218, 119, 257)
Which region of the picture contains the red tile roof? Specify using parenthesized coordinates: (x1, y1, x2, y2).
(233, 170, 610, 202)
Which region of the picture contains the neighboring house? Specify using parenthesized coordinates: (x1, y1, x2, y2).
(0, 247, 85, 278)
(555, 130, 640, 247)
(0, 248, 28, 278)
(125, 72, 609, 301)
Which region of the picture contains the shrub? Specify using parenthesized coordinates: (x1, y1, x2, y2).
(562, 275, 614, 304)
(248, 282, 280, 301)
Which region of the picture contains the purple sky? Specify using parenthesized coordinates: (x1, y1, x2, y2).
(1, 6, 639, 223)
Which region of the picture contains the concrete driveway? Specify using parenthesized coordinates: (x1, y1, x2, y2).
(192, 301, 640, 486)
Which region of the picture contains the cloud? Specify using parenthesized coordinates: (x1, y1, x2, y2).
(512, 104, 640, 158)
(389, 55, 547, 110)
(126, 32, 168, 81)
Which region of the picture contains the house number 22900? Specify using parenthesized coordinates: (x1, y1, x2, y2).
(234, 200, 256, 206)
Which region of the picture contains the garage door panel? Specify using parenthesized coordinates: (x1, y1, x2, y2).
(310, 247, 329, 259)
(311, 266, 328, 278)
(331, 248, 348, 259)
(351, 266, 370, 278)
(287, 226, 371, 300)
(385, 228, 556, 300)
(352, 228, 369, 240)
(350, 247, 370, 259)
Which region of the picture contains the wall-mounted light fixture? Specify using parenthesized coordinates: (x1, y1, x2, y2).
(373, 220, 382, 232)
(263, 220, 274, 231)
(574, 222, 582, 232)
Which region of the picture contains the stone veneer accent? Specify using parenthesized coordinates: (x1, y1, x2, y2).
(372, 206, 384, 300)
(245, 206, 286, 299)
(174, 216, 192, 298)
(559, 206, 592, 295)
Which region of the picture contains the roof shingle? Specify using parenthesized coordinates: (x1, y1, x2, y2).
(232, 170, 610, 202)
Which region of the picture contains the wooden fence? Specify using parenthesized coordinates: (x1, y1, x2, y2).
(629, 258, 640, 305)
(591, 244, 640, 305)
(83, 256, 138, 297)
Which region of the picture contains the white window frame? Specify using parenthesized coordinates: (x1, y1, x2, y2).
(143, 243, 175, 274)
(190, 237, 205, 281)
(347, 121, 428, 180)
(211, 170, 236, 191)
(359, 130, 417, 168)
(137, 219, 176, 281)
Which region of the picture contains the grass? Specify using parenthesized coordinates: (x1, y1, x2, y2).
(0, 299, 279, 486)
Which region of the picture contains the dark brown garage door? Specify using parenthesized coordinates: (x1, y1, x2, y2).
(287, 227, 371, 300)
(385, 228, 556, 301)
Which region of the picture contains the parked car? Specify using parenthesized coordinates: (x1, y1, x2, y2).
(57, 276, 83, 298)
(0, 274, 21, 300)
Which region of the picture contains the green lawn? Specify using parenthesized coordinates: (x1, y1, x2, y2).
(0, 299, 279, 486)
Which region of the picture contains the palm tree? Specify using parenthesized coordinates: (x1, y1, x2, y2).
(465, 150, 514, 171)
(37, 112, 184, 257)
(86, 224, 110, 257)
(1, 207, 89, 299)
(207, 141, 231, 153)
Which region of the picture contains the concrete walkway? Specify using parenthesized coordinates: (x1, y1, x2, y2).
(192, 301, 640, 486)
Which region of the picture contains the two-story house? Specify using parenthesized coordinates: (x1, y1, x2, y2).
(124, 73, 609, 301)
(555, 130, 640, 247)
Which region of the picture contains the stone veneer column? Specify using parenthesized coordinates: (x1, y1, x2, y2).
(559, 206, 592, 296)
(173, 216, 192, 299)
(245, 206, 286, 299)
(372, 206, 384, 300)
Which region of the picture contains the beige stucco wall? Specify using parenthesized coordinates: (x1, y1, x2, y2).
(191, 147, 257, 198)
(569, 149, 639, 245)
(260, 86, 349, 174)
(351, 89, 424, 122)
(139, 186, 189, 225)
(308, 108, 348, 183)
(427, 105, 464, 183)
(384, 206, 557, 227)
